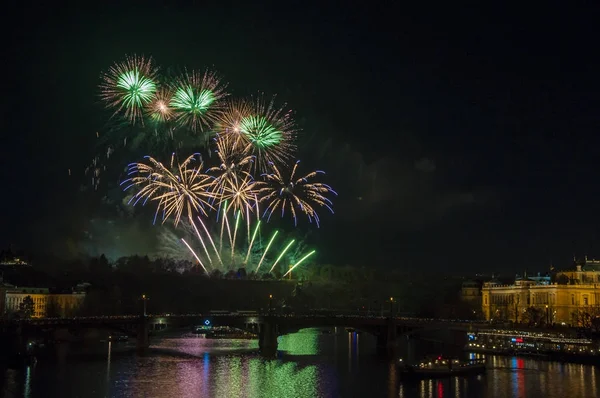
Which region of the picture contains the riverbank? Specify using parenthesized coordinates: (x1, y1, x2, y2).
(468, 347, 599, 365)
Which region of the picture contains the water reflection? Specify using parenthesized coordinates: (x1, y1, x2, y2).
(24, 365, 32, 398)
(3, 329, 600, 397)
(106, 341, 111, 389)
(277, 329, 319, 355)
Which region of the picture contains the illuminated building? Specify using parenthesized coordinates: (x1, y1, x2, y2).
(461, 280, 482, 303)
(0, 274, 15, 315)
(3, 287, 86, 318)
(482, 259, 600, 325)
(4, 288, 51, 318)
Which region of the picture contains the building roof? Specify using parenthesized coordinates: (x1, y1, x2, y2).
(6, 287, 50, 294)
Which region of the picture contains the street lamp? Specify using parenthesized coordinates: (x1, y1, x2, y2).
(142, 294, 149, 317)
(545, 305, 549, 326)
(269, 294, 273, 314)
(389, 297, 394, 318)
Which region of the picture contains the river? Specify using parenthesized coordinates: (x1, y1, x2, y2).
(1, 328, 598, 397)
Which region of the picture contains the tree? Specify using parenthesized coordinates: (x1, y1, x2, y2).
(237, 268, 247, 279)
(225, 270, 237, 279)
(522, 307, 544, 326)
(19, 296, 35, 319)
(111, 285, 123, 315)
(90, 254, 111, 273)
(572, 306, 600, 331)
(80, 289, 111, 316)
(261, 272, 274, 280)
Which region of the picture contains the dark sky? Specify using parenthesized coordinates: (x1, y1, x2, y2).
(3, 1, 600, 273)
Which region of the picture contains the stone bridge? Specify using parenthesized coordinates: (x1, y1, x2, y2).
(2, 314, 488, 357)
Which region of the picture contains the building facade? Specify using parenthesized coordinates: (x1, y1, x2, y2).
(3, 287, 85, 318)
(482, 264, 600, 326)
(4, 288, 50, 318)
(0, 282, 16, 315)
(49, 293, 86, 317)
(461, 280, 482, 303)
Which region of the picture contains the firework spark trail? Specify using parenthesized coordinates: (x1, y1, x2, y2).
(181, 238, 209, 275)
(256, 230, 278, 273)
(219, 201, 227, 252)
(245, 204, 251, 245)
(190, 217, 213, 265)
(157, 202, 316, 275)
(197, 216, 223, 265)
(269, 239, 295, 273)
(259, 160, 337, 227)
(223, 205, 233, 247)
(231, 210, 241, 260)
(245, 220, 261, 264)
(283, 250, 316, 277)
(100, 55, 158, 124)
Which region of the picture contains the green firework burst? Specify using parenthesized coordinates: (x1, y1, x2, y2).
(239, 115, 282, 147)
(170, 86, 215, 115)
(100, 55, 159, 123)
(117, 69, 157, 110)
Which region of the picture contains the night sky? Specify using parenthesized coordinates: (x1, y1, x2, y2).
(3, 2, 600, 274)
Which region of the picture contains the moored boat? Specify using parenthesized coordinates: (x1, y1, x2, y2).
(398, 357, 486, 379)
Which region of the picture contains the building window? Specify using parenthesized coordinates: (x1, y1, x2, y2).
(484, 296, 488, 305)
(584, 296, 589, 306)
(572, 295, 575, 305)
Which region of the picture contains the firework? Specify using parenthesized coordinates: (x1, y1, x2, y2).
(259, 161, 337, 227)
(100, 55, 158, 124)
(96, 55, 332, 279)
(283, 250, 316, 277)
(121, 153, 214, 226)
(215, 97, 295, 171)
(217, 171, 262, 217)
(146, 87, 174, 123)
(170, 69, 227, 134)
(207, 134, 254, 200)
(170, 209, 312, 275)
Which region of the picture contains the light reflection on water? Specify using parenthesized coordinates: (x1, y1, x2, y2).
(2, 328, 599, 398)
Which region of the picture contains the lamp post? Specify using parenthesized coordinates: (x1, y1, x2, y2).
(545, 305, 549, 326)
(389, 297, 394, 318)
(269, 294, 273, 315)
(142, 294, 148, 317)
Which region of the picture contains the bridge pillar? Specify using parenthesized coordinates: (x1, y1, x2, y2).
(136, 316, 150, 353)
(376, 318, 398, 356)
(258, 320, 278, 358)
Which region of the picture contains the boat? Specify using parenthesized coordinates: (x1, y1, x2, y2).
(205, 331, 256, 340)
(398, 356, 486, 379)
(202, 326, 257, 340)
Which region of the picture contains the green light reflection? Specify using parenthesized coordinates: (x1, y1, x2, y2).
(277, 328, 320, 355)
